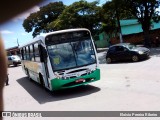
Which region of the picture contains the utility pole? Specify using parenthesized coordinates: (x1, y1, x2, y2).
(17, 39, 19, 47)
(116, 10, 123, 43)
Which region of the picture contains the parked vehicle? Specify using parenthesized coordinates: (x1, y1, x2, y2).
(8, 55, 21, 66)
(106, 43, 150, 63)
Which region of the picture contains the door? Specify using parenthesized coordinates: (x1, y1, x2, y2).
(38, 44, 50, 88)
(114, 46, 130, 61)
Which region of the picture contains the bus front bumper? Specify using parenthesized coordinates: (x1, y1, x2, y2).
(50, 69, 100, 91)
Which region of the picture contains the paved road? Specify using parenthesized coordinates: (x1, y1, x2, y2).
(3, 49, 160, 119)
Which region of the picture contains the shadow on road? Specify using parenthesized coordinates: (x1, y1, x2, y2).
(17, 77, 100, 104)
(108, 56, 151, 64)
(150, 47, 160, 57)
(8, 64, 21, 68)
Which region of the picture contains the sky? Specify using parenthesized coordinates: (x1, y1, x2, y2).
(0, 0, 105, 49)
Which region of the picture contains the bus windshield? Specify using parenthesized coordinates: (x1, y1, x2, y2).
(47, 39, 96, 71)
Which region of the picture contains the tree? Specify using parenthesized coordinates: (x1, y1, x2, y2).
(23, 2, 65, 37)
(102, 1, 117, 34)
(48, 0, 102, 35)
(102, 0, 134, 41)
(124, 0, 160, 46)
(103, 0, 160, 46)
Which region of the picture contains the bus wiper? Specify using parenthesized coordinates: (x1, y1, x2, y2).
(69, 43, 78, 66)
(70, 43, 78, 58)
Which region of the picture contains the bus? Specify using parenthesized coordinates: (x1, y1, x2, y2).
(20, 28, 100, 91)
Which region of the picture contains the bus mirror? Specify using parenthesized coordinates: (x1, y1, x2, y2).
(39, 45, 48, 62)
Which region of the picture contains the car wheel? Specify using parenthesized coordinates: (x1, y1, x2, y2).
(13, 62, 17, 67)
(132, 55, 139, 62)
(106, 57, 112, 64)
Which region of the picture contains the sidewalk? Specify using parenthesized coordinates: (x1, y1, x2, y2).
(97, 48, 108, 53)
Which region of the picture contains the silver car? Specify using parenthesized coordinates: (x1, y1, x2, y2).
(8, 55, 21, 67)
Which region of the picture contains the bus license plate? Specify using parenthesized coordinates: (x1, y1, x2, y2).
(76, 79, 85, 83)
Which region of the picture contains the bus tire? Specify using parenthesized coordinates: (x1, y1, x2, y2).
(39, 74, 44, 87)
(24, 67, 27, 75)
(26, 69, 31, 80)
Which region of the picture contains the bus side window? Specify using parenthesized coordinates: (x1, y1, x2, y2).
(34, 43, 40, 62)
(21, 48, 24, 60)
(30, 44, 35, 61)
(26, 46, 30, 60)
(23, 47, 27, 60)
(28, 45, 31, 61)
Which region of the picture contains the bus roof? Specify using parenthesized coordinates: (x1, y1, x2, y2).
(19, 28, 89, 48)
(44, 28, 89, 37)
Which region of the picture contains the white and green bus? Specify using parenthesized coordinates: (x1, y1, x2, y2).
(20, 28, 100, 91)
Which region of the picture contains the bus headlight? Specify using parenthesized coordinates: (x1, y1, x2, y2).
(86, 69, 91, 74)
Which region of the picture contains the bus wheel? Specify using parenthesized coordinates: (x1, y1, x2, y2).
(39, 74, 44, 87)
(26, 69, 31, 80)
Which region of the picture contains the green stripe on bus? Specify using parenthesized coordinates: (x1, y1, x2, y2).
(51, 69, 100, 91)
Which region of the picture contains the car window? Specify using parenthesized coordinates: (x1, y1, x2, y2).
(116, 46, 124, 52)
(12, 55, 20, 59)
(11, 57, 15, 59)
(8, 57, 12, 60)
(109, 47, 116, 52)
(126, 44, 136, 50)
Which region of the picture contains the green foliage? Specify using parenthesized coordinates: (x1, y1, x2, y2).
(102, 0, 160, 46)
(48, 0, 102, 35)
(124, 0, 160, 31)
(23, 0, 101, 37)
(123, 0, 160, 46)
(102, 0, 134, 34)
(23, 1, 65, 37)
(23, 0, 160, 41)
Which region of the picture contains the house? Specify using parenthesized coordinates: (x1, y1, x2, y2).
(121, 19, 160, 35)
(95, 19, 160, 47)
(6, 46, 20, 56)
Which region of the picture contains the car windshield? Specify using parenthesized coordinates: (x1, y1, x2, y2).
(11, 56, 20, 60)
(11, 57, 15, 59)
(47, 39, 96, 71)
(126, 44, 136, 50)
